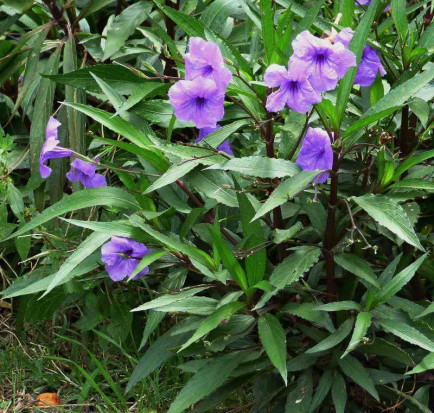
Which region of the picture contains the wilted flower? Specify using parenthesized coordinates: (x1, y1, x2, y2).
(195, 126, 233, 155)
(296, 127, 333, 183)
(264, 63, 322, 113)
(101, 236, 152, 282)
(334, 28, 386, 87)
(66, 158, 107, 188)
(39, 116, 73, 178)
(291, 30, 356, 93)
(168, 77, 225, 128)
(185, 37, 232, 91)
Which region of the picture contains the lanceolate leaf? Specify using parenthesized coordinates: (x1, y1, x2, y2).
(342, 312, 372, 358)
(334, 254, 379, 287)
(252, 170, 319, 221)
(5, 187, 140, 241)
(352, 194, 424, 251)
(258, 314, 287, 384)
(306, 318, 354, 354)
(207, 156, 299, 178)
(407, 353, 434, 375)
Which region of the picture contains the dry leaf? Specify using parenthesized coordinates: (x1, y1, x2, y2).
(35, 393, 61, 407)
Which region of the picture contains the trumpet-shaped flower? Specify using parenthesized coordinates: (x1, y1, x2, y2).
(195, 126, 233, 155)
(168, 77, 225, 129)
(66, 158, 107, 189)
(185, 37, 232, 91)
(101, 236, 152, 282)
(39, 116, 73, 178)
(291, 30, 356, 93)
(296, 127, 333, 184)
(334, 28, 386, 87)
(264, 63, 322, 113)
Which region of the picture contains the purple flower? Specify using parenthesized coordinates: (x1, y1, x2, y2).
(291, 30, 356, 93)
(296, 127, 333, 184)
(195, 126, 233, 155)
(185, 37, 232, 91)
(264, 63, 322, 113)
(39, 116, 73, 178)
(334, 28, 386, 87)
(168, 77, 225, 129)
(101, 236, 152, 282)
(356, 0, 391, 12)
(354, 45, 386, 87)
(66, 158, 107, 188)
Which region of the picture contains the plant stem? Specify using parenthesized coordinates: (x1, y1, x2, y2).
(324, 148, 339, 300)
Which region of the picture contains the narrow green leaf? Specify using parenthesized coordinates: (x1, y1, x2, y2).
(339, 355, 379, 400)
(342, 312, 372, 358)
(391, 0, 408, 43)
(316, 301, 362, 312)
(407, 353, 434, 375)
(306, 318, 354, 354)
(335, 254, 379, 287)
(258, 314, 287, 385)
(332, 372, 347, 413)
(178, 302, 244, 352)
(353, 194, 424, 251)
(252, 170, 319, 221)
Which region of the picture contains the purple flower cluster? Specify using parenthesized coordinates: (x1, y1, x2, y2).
(39, 117, 106, 188)
(169, 38, 233, 154)
(101, 236, 152, 282)
(296, 128, 333, 183)
(333, 28, 386, 87)
(265, 30, 356, 113)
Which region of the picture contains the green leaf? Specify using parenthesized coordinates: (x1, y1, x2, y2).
(373, 254, 427, 306)
(306, 318, 354, 354)
(77, 0, 116, 21)
(260, 0, 275, 63)
(258, 314, 287, 385)
(199, 120, 250, 149)
(5, 187, 140, 241)
(145, 161, 201, 193)
(377, 318, 434, 352)
(128, 250, 168, 280)
(178, 302, 245, 352)
(45, 64, 148, 94)
(103, 2, 150, 60)
(390, 179, 434, 192)
(270, 246, 321, 290)
(293, 0, 326, 38)
(407, 353, 434, 375)
(210, 223, 248, 292)
(207, 156, 299, 178)
(342, 312, 372, 358)
(310, 370, 333, 411)
(131, 287, 210, 312)
(356, 338, 414, 366)
(335, 0, 380, 125)
(129, 215, 213, 269)
(316, 301, 362, 312)
(352, 194, 424, 251)
(127, 317, 201, 391)
(273, 222, 303, 244)
(251, 170, 319, 221)
(42, 232, 110, 297)
(236, 184, 266, 287)
(332, 372, 347, 413)
(285, 369, 313, 412)
(335, 254, 379, 287)
(338, 355, 379, 401)
(393, 149, 434, 180)
(168, 352, 248, 413)
(391, 0, 408, 43)
(361, 67, 434, 124)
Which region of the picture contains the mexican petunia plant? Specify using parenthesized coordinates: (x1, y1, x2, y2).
(1, 0, 434, 411)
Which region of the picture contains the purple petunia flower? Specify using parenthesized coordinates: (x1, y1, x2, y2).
(195, 126, 233, 156)
(39, 116, 73, 178)
(264, 62, 322, 113)
(66, 158, 107, 189)
(296, 127, 333, 184)
(101, 236, 152, 282)
(356, 0, 391, 12)
(334, 28, 386, 87)
(185, 37, 232, 91)
(291, 30, 356, 93)
(168, 77, 225, 129)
